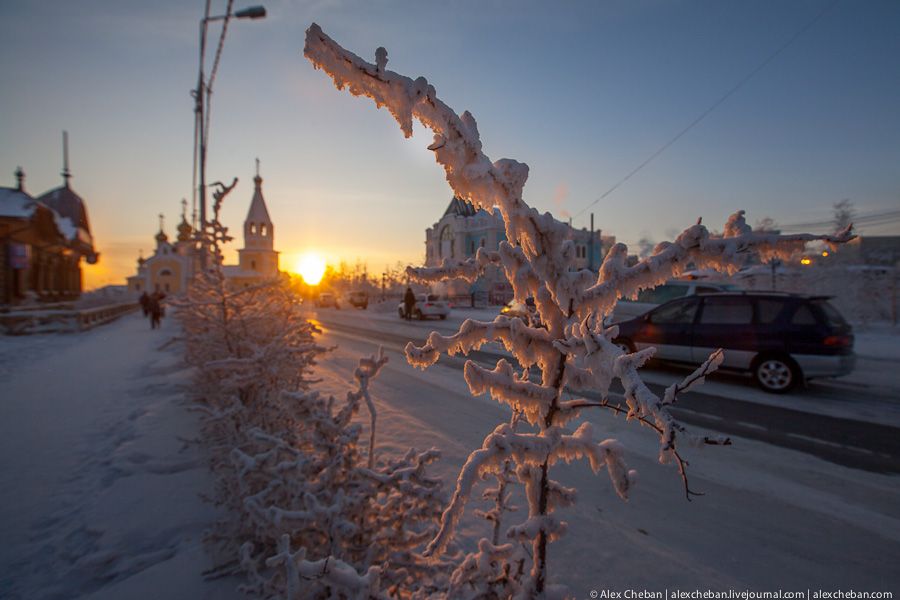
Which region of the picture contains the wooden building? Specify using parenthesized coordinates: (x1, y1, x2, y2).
(0, 160, 98, 306)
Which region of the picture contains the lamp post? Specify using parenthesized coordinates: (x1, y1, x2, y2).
(194, 2, 266, 269)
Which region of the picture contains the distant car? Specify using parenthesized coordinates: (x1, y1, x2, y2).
(613, 292, 855, 393)
(315, 292, 339, 309)
(610, 280, 739, 324)
(348, 291, 368, 309)
(500, 297, 543, 328)
(398, 293, 450, 320)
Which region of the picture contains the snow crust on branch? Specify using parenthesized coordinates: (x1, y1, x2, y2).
(303, 23, 853, 595)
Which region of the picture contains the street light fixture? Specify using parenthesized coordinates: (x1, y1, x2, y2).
(194, 3, 266, 270)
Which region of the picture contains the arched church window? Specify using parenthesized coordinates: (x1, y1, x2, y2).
(159, 269, 172, 276)
(249, 223, 256, 235)
(440, 225, 453, 258)
(261, 224, 267, 236)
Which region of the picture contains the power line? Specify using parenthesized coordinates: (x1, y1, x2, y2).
(780, 208, 900, 231)
(572, 0, 838, 221)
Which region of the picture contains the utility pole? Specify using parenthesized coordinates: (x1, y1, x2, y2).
(588, 213, 595, 271)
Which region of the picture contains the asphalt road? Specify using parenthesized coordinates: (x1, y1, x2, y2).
(316, 313, 900, 474)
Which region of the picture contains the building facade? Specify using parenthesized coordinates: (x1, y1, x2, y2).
(127, 164, 280, 294)
(424, 197, 615, 302)
(0, 162, 98, 306)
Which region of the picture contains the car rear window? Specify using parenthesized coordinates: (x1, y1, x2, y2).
(756, 298, 787, 324)
(811, 299, 847, 326)
(791, 304, 817, 325)
(427, 294, 441, 302)
(699, 297, 752, 324)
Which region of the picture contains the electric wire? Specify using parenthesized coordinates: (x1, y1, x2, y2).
(572, 0, 839, 221)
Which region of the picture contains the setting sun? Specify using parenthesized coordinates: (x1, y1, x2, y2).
(293, 252, 327, 285)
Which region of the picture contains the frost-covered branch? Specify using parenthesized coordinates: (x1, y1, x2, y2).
(303, 23, 854, 595)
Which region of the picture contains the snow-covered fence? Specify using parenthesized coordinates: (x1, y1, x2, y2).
(0, 301, 138, 335)
(304, 23, 853, 596)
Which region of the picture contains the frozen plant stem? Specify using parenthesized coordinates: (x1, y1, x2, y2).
(303, 23, 854, 595)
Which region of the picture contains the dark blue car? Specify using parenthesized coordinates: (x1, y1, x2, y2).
(613, 292, 855, 393)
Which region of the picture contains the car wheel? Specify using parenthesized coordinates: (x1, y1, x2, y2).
(615, 338, 635, 354)
(753, 356, 800, 394)
(415, 310, 423, 320)
(439, 314, 447, 320)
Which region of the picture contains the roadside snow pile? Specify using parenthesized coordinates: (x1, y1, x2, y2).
(304, 23, 854, 597)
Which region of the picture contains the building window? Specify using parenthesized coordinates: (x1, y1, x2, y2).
(165, 283, 170, 292)
(469, 240, 476, 255)
(260, 224, 267, 236)
(159, 269, 172, 276)
(249, 223, 256, 235)
(440, 225, 453, 258)
(251, 260, 256, 270)
(480, 237, 486, 248)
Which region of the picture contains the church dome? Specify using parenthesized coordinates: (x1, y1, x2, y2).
(155, 229, 168, 244)
(177, 216, 193, 242)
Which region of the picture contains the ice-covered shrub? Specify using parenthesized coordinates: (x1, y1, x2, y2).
(304, 23, 853, 596)
(177, 187, 450, 598)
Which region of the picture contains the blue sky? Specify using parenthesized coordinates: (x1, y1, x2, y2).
(1, 0, 898, 288)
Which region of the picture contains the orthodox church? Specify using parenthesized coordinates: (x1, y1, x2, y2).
(0, 133, 98, 305)
(424, 197, 616, 302)
(127, 162, 280, 294)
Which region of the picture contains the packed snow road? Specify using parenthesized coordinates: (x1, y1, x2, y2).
(311, 316, 900, 594)
(312, 306, 900, 474)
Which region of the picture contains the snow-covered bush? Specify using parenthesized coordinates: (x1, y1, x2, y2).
(177, 186, 450, 598)
(304, 23, 854, 597)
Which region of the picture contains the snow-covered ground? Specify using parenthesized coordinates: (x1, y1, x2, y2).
(0, 313, 240, 600)
(2, 308, 898, 598)
(314, 321, 900, 594)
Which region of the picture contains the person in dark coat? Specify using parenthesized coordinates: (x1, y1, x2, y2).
(139, 291, 150, 317)
(148, 291, 163, 329)
(403, 287, 416, 321)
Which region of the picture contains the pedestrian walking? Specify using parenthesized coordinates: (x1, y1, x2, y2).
(148, 291, 164, 329)
(403, 287, 416, 321)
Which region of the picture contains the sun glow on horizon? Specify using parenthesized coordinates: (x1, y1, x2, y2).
(293, 252, 327, 285)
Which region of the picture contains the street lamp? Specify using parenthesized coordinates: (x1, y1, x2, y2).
(194, 3, 266, 269)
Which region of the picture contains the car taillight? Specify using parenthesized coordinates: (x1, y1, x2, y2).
(823, 335, 852, 348)
(425, 303, 433, 307)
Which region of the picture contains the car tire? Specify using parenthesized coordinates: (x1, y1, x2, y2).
(753, 355, 800, 394)
(415, 310, 423, 320)
(614, 338, 636, 354)
(439, 314, 447, 320)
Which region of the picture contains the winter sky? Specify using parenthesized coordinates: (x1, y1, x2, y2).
(1, 0, 898, 289)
